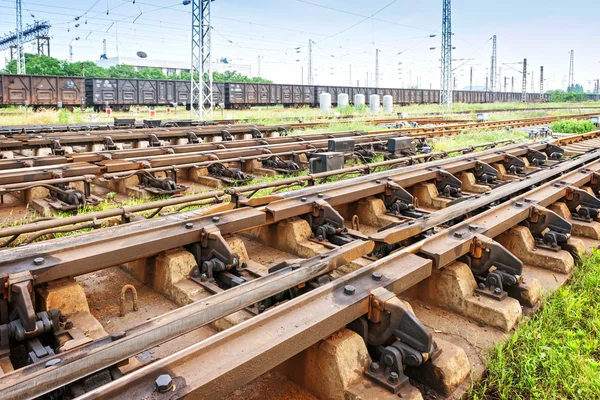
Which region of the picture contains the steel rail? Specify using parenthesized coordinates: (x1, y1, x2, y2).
(0, 241, 374, 400)
(73, 154, 600, 400)
(4, 150, 600, 399)
(0, 139, 535, 240)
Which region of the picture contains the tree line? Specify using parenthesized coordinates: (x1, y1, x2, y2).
(1, 54, 273, 83)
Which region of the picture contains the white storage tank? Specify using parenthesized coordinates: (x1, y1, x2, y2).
(337, 93, 349, 108)
(320, 93, 332, 112)
(369, 94, 380, 113)
(383, 95, 393, 112)
(354, 94, 366, 109)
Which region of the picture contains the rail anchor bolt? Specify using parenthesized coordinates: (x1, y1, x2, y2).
(185, 223, 194, 229)
(369, 362, 380, 373)
(33, 257, 45, 266)
(155, 374, 173, 393)
(343, 285, 355, 295)
(388, 372, 400, 384)
(65, 320, 73, 329)
(454, 232, 463, 238)
(372, 271, 383, 281)
(212, 216, 220, 223)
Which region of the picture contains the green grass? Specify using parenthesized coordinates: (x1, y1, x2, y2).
(470, 250, 600, 400)
(551, 119, 597, 134)
(430, 129, 528, 152)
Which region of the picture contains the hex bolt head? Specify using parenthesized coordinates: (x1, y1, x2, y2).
(33, 257, 45, 266)
(369, 362, 380, 373)
(45, 358, 61, 368)
(200, 273, 208, 282)
(185, 222, 193, 229)
(453, 232, 463, 238)
(317, 193, 324, 198)
(301, 197, 307, 202)
(375, 180, 381, 184)
(155, 374, 173, 393)
(478, 283, 486, 289)
(65, 320, 73, 329)
(372, 271, 383, 281)
(388, 372, 400, 384)
(212, 216, 220, 223)
(343, 285, 355, 295)
(468, 225, 478, 231)
(494, 287, 502, 294)
(515, 202, 523, 207)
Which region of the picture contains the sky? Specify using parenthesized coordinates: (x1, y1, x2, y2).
(0, 0, 598, 92)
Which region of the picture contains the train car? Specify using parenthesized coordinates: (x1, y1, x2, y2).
(0, 74, 84, 109)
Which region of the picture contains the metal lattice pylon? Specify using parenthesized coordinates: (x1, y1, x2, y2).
(568, 50, 574, 89)
(191, 0, 213, 120)
(16, 0, 25, 74)
(521, 58, 527, 102)
(490, 35, 496, 100)
(439, 0, 452, 107)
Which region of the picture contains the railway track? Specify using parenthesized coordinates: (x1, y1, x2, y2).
(0, 130, 599, 399)
(0, 115, 460, 137)
(0, 113, 588, 219)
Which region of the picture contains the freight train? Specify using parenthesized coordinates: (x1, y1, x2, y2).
(1, 73, 599, 111)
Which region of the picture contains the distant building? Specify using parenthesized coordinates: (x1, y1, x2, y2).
(95, 56, 252, 77)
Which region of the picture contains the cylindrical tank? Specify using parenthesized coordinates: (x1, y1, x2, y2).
(369, 94, 380, 113)
(354, 94, 365, 109)
(337, 93, 349, 108)
(320, 93, 332, 112)
(383, 95, 393, 112)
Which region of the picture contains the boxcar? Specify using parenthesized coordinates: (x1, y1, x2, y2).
(0, 74, 84, 109)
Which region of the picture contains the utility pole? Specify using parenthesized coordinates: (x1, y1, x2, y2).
(511, 76, 514, 92)
(490, 35, 497, 99)
(16, 0, 25, 74)
(308, 39, 313, 85)
(521, 58, 527, 102)
(440, 0, 452, 107)
(531, 71, 534, 93)
(568, 49, 574, 89)
(540, 66, 544, 94)
(69, 44, 73, 62)
(453, 76, 456, 90)
(191, 0, 212, 120)
(504, 76, 508, 92)
(485, 76, 488, 91)
(469, 66, 473, 91)
(257, 55, 261, 78)
(375, 49, 380, 88)
(301, 66, 303, 85)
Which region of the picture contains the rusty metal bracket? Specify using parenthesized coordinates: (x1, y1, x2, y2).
(472, 161, 498, 184)
(380, 182, 421, 218)
(588, 172, 600, 195)
(187, 132, 201, 144)
(250, 128, 263, 139)
(50, 139, 65, 156)
(187, 224, 241, 284)
(544, 143, 564, 160)
(526, 148, 547, 167)
(522, 205, 571, 251)
(303, 200, 350, 245)
(435, 170, 462, 198)
(563, 186, 600, 221)
(502, 154, 526, 175)
(147, 133, 161, 147)
(220, 130, 233, 141)
(6, 272, 36, 334)
(350, 287, 434, 395)
(262, 156, 301, 173)
(207, 163, 253, 184)
(459, 235, 522, 300)
(103, 136, 117, 151)
(139, 170, 185, 195)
